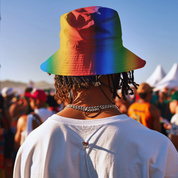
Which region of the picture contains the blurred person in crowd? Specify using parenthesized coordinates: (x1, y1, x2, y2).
(0, 94, 14, 178)
(168, 91, 178, 151)
(14, 89, 53, 150)
(1, 87, 17, 178)
(128, 83, 161, 132)
(153, 89, 172, 136)
(154, 88, 169, 118)
(1, 87, 14, 110)
(13, 6, 178, 178)
(9, 87, 34, 163)
(1, 87, 14, 136)
(9, 87, 33, 132)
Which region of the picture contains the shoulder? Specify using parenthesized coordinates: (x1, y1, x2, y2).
(16, 115, 28, 132)
(17, 115, 28, 125)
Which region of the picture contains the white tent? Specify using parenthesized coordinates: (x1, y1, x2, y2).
(146, 64, 166, 87)
(154, 63, 178, 90)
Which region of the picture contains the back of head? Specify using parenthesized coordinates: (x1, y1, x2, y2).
(137, 83, 152, 99)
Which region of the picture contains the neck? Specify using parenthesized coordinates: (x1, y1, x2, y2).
(72, 84, 114, 106)
(57, 75, 122, 120)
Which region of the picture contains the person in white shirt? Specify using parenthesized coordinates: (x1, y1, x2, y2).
(14, 89, 53, 150)
(13, 6, 178, 178)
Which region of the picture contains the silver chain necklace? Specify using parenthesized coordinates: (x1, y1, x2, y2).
(65, 104, 120, 118)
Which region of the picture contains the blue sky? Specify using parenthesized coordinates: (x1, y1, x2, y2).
(1, 0, 178, 85)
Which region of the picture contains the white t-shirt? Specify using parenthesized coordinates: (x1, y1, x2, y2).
(20, 108, 53, 144)
(13, 114, 178, 178)
(34, 108, 54, 122)
(170, 113, 178, 135)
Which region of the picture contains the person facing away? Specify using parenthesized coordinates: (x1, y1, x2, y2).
(168, 90, 178, 151)
(13, 6, 178, 178)
(128, 82, 161, 132)
(1, 87, 15, 109)
(154, 89, 172, 121)
(9, 87, 34, 133)
(14, 89, 53, 150)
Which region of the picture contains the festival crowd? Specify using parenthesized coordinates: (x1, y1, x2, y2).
(0, 87, 66, 177)
(0, 84, 177, 177)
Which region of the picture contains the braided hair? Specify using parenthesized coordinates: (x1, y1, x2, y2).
(54, 71, 138, 103)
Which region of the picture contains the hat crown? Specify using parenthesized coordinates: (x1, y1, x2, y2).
(40, 6, 146, 76)
(60, 6, 122, 49)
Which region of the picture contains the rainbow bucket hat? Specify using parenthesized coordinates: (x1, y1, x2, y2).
(40, 6, 146, 76)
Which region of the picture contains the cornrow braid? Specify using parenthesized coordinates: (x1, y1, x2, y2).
(54, 71, 138, 102)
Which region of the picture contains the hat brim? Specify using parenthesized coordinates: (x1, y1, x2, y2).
(24, 92, 36, 99)
(40, 46, 146, 76)
(24, 92, 47, 102)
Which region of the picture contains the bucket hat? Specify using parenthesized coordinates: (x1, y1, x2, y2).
(40, 6, 146, 76)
